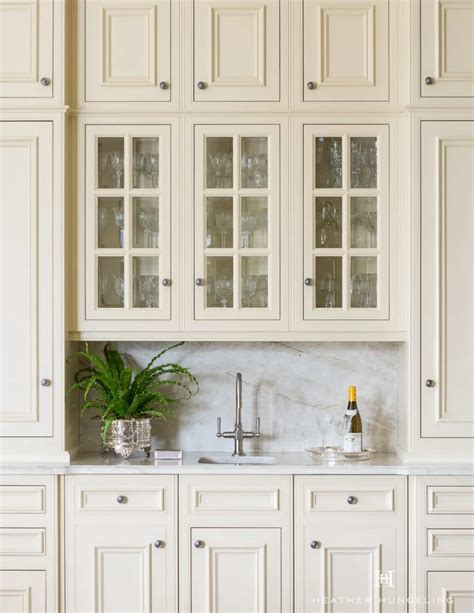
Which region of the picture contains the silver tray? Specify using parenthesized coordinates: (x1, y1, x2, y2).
(305, 446, 374, 462)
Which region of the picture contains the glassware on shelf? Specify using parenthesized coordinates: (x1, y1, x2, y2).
(315, 137, 342, 189)
(133, 153, 145, 188)
(351, 137, 377, 188)
(315, 257, 342, 308)
(113, 274, 124, 301)
(208, 152, 233, 188)
(241, 214, 257, 248)
(241, 137, 268, 189)
(215, 277, 232, 308)
(351, 197, 377, 248)
(215, 209, 233, 248)
(112, 206, 125, 248)
(242, 275, 258, 308)
(350, 257, 377, 308)
(138, 275, 160, 308)
(143, 153, 159, 188)
(109, 152, 124, 189)
(98, 138, 124, 189)
(138, 208, 159, 248)
(256, 275, 268, 308)
(315, 198, 342, 248)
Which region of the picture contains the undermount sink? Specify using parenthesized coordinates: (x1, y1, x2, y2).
(198, 455, 276, 465)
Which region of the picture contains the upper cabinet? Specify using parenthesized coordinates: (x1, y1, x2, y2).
(0, 0, 54, 99)
(302, 0, 390, 102)
(420, 0, 474, 98)
(83, 0, 172, 103)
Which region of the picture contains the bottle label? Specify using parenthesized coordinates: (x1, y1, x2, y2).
(343, 433, 362, 453)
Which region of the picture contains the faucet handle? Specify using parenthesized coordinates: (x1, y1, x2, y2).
(216, 417, 222, 438)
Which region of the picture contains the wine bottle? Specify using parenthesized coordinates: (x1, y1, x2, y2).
(343, 386, 362, 453)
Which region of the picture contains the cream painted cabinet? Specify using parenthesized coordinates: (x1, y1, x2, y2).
(303, 0, 389, 102)
(0, 0, 53, 98)
(0, 122, 54, 437)
(0, 570, 46, 612)
(295, 476, 406, 612)
(421, 0, 474, 98)
(421, 121, 474, 438)
(193, 0, 280, 102)
(84, 0, 172, 102)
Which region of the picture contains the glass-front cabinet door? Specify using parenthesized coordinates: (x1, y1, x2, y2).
(194, 125, 280, 321)
(303, 125, 389, 320)
(85, 125, 171, 322)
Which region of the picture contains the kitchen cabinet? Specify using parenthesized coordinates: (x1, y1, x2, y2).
(83, 0, 172, 103)
(295, 475, 406, 612)
(420, 0, 474, 98)
(303, 0, 390, 102)
(420, 121, 474, 438)
(65, 474, 177, 612)
(0, 122, 54, 437)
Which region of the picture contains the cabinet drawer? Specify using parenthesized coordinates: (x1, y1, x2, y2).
(0, 527, 46, 556)
(0, 485, 45, 514)
(427, 529, 474, 558)
(427, 486, 474, 514)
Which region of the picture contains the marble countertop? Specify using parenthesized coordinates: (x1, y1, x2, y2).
(0, 452, 473, 475)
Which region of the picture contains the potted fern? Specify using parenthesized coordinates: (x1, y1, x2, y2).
(68, 342, 198, 458)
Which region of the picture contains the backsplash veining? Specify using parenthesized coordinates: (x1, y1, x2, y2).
(80, 342, 399, 453)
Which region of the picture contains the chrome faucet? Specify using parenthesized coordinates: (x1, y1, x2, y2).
(216, 372, 261, 456)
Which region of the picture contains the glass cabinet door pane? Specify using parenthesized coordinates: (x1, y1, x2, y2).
(206, 257, 233, 308)
(206, 137, 233, 189)
(132, 137, 159, 189)
(351, 197, 377, 248)
(315, 137, 342, 188)
(241, 257, 268, 308)
(98, 138, 124, 189)
(133, 197, 159, 248)
(98, 197, 124, 248)
(241, 137, 268, 189)
(314, 197, 342, 248)
(206, 197, 233, 248)
(350, 137, 377, 188)
(133, 257, 160, 308)
(241, 197, 268, 248)
(98, 257, 124, 308)
(350, 256, 377, 308)
(315, 257, 342, 308)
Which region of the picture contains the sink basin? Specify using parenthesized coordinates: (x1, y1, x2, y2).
(198, 455, 276, 465)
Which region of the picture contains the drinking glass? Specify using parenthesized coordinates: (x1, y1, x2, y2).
(143, 154, 159, 188)
(113, 274, 124, 301)
(112, 206, 124, 248)
(138, 208, 159, 248)
(133, 153, 145, 188)
(138, 274, 160, 308)
(241, 215, 257, 248)
(215, 210, 233, 248)
(109, 152, 124, 189)
(215, 278, 232, 308)
(242, 276, 258, 308)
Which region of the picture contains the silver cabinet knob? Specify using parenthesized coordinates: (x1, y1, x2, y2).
(310, 540, 321, 549)
(425, 76, 434, 85)
(159, 81, 168, 90)
(306, 81, 316, 90)
(347, 495, 358, 505)
(425, 379, 435, 388)
(304, 278, 312, 286)
(194, 540, 205, 548)
(116, 495, 127, 504)
(40, 378, 51, 387)
(154, 540, 165, 548)
(197, 81, 207, 90)
(195, 278, 204, 286)
(162, 278, 171, 287)
(40, 77, 51, 86)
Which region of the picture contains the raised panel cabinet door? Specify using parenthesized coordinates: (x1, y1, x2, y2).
(303, 0, 389, 101)
(191, 527, 281, 613)
(0, 0, 53, 98)
(0, 122, 53, 436)
(71, 524, 174, 612)
(0, 570, 46, 612)
(421, 121, 474, 437)
(85, 0, 171, 102)
(193, 0, 280, 101)
(427, 571, 474, 612)
(421, 0, 474, 97)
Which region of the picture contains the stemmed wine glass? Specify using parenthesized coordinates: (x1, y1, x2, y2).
(138, 208, 159, 248)
(242, 276, 257, 308)
(138, 275, 160, 308)
(109, 152, 124, 188)
(241, 215, 257, 248)
(112, 206, 124, 248)
(215, 210, 232, 248)
(215, 278, 232, 308)
(133, 153, 145, 188)
(98, 206, 108, 248)
(113, 274, 124, 304)
(144, 154, 159, 188)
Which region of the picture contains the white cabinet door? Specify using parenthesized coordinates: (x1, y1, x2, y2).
(191, 527, 281, 613)
(0, 0, 53, 98)
(84, 124, 173, 324)
(0, 570, 46, 612)
(303, 0, 389, 101)
(85, 0, 171, 102)
(421, 0, 474, 97)
(427, 571, 474, 612)
(303, 124, 389, 321)
(193, 0, 280, 102)
(421, 121, 474, 438)
(193, 124, 281, 324)
(0, 122, 53, 436)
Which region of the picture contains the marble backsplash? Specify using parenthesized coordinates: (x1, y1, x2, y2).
(78, 342, 399, 453)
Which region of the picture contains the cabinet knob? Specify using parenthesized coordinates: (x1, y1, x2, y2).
(425, 379, 435, 388)
(197, 81, 207, 90)
(310, 540, 321, 549)
(154, 540, 165, 548)
(425, 76, 434, 85)
(162, 278, 171, 287)
(195, 278, 204, 286)
(306, 81, 316, 90)
(40, 77, 51, 86)
(194, 540, 205, 549)
(116, 495, 127, 504)
(347, 495, 358, 505)
(304, 278, 313, 286)
(40, 378, 51, 387)
(159, 81, 168, 90)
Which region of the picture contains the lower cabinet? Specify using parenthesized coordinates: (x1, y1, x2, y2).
(427, 571, 474, 613)
(0, 570, 46, 613)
